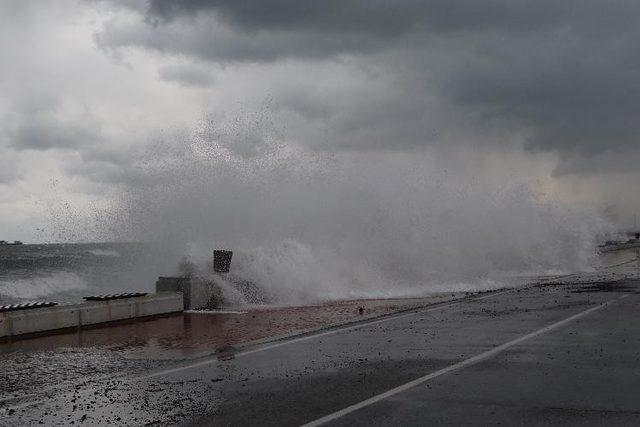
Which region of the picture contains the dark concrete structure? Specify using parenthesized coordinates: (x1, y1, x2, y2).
(156, 276, 193, 310)
(156, 276, 222, 310)
(213, 249, 233, 273)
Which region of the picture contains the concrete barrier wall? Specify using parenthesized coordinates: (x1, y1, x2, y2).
(79, 300, 135, 326)
(156, 277, 221, 310)
(0, 293, 183, 339)
(137, 293, 185, 316)
(156, 277, 192, 309)
(10, 306, 79, 336)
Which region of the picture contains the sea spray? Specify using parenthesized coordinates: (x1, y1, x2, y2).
(104, 112, 612, 305)
(0, 271, 87, 301)
(0, 243, 148, 304)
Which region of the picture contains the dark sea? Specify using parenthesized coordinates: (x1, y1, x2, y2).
(0, 243, 154, 305)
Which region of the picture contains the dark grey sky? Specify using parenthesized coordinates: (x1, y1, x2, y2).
(1, 0, 639, 240)
(97, 0, 640, 173)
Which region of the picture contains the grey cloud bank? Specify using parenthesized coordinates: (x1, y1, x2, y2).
(94, 0, 640, 174)
(0, 0, 639, 245)
(158, 64, 215, 87)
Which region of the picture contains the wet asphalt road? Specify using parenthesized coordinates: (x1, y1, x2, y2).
(3, 280, 640, 426)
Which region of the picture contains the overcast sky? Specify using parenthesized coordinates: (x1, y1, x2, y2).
(1, 0, 639, 242)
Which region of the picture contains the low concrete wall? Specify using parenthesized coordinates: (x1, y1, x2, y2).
(9, 306, 79, 336)
(156, 277, 221, 310)
(0, 293, 183, 339)
(156, 277, 192, 309)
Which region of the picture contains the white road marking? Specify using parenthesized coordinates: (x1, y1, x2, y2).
(0, 288, 516, 411)
(185, 309, 248, 314)
(142, 301, 462, 379)
(142, 289, 513, 379)
(301, 293, 630, 427)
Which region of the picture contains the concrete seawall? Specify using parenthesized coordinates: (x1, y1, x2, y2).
(0, 293, 183, 339)
(156, 277, 221, 310)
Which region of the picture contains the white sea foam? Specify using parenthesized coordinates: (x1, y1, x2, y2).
(0, 271, 88, 300)
(87, 249, 121, 257)
(30, 106, 610, 305)
(100, 114, 612, 306)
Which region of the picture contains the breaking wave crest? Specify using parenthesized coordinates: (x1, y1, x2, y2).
(104, 113, 611, 305)
(87, 249, 121, 257)
(0, 271, 88, 301)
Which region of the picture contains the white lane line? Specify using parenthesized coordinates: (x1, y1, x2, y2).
(302, 293, 630, 427)
(185, 310, 248, 314)
(142, 301, 461, 379)
(142, 289, 514, 379)
(0, 288, 516, 411)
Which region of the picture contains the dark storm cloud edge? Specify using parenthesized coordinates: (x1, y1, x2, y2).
(147, 0, 636, 38)
(96, 0, 640, 173)
(158, 64, 215, 87)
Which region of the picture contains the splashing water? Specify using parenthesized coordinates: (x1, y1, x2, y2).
(94, 110, 612, 305)
(0, 271, 87, 301)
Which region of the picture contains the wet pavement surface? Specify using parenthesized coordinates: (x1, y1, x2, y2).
(2, 279, 640, 425)
(0, 295, 462, 401)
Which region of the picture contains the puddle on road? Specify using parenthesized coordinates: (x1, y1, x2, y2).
(0, 295, 455, 398)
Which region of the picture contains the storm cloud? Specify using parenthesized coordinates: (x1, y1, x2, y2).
(94, 0, 640, 171)
(1, 0, 640, 241)
(158, 64, 215, 87)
